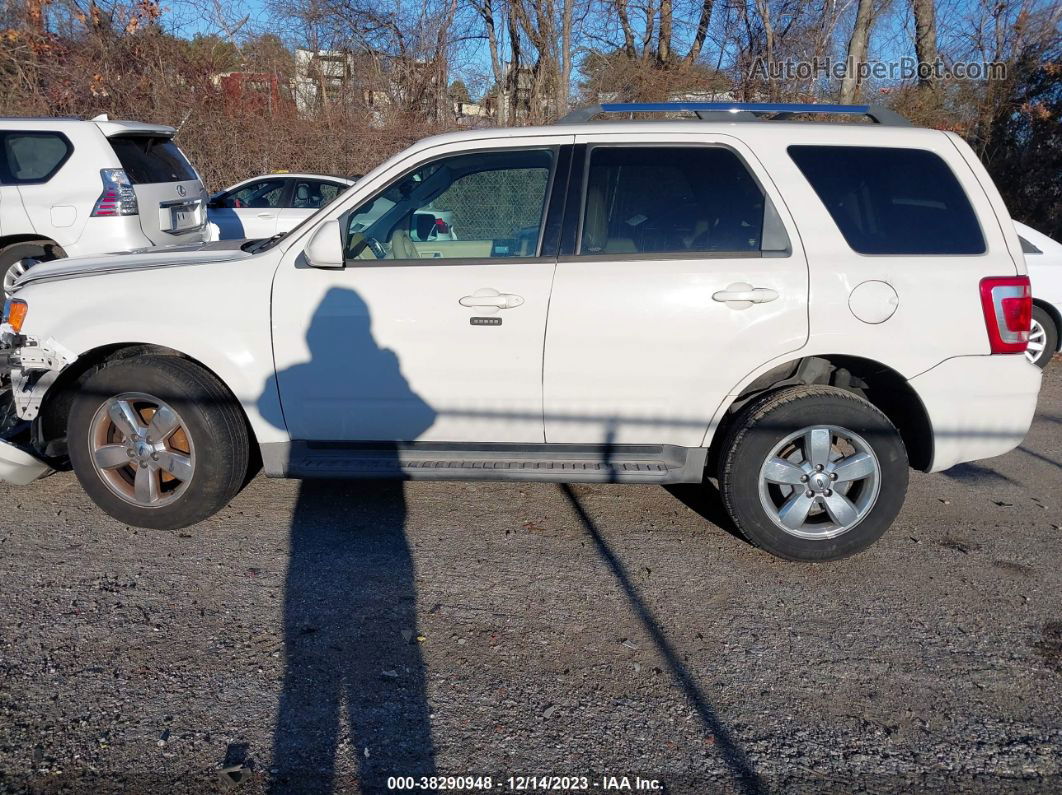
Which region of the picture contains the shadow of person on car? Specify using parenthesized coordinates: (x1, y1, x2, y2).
(258, 286, 437, 793)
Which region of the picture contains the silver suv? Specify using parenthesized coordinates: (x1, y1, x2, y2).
(0, 115, 208, 294)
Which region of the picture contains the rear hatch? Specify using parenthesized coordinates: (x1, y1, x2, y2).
(105, 133, 207, 245)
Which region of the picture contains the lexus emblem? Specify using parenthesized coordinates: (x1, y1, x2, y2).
(176, 184, 186, 197)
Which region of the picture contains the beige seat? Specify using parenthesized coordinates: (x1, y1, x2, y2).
(390, 228, 419, 260)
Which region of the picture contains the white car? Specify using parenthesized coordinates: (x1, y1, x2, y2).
(0, 102, 1042, 562)
(208, 173, 459, 245)
(207, 173, 353, 240)
(1014, 221, 1062, 368)
(0, 115, 209, 295)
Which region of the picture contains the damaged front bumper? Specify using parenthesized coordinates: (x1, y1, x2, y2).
(0, 324, 77, 484)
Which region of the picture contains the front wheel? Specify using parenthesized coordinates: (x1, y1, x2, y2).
(67, 356, 250, 529)
(718, 386, 909, 561)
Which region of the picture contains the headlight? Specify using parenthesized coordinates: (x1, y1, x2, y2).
(2, 298, 27, 333)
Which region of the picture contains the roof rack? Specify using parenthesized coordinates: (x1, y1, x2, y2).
(557, 102, 911, 127)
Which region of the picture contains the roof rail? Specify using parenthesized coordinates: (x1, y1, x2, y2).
(557, 102, 911, 127)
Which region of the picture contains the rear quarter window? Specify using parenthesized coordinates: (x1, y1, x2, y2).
(1, 131, 72, 183)
(109, 136, 198, 184)
(788, 145, 985, 255)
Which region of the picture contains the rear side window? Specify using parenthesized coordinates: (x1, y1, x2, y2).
(292, 180, 343, 209)
(788, 145, 984, 255)
(579, 146, 767, 256)
(1019, 236, 1042, 255)
(1, 132, 72, 183)
(109, 136, 197, 184)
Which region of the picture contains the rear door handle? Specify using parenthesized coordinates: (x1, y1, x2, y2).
(459, 288, 525, 311)
(712, 282, 779, 308)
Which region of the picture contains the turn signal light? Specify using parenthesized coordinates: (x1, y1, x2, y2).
(3, 299, 28, 333)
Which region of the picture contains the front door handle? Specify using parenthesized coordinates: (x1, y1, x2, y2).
(459, 288, 525, 312)
(712, 282, 779, 309)
(257, 212, 275, 219)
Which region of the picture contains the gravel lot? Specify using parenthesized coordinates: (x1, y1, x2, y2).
(1, 363, 1060, 794)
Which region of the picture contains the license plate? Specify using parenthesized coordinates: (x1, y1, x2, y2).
(170, 204, 199, 231)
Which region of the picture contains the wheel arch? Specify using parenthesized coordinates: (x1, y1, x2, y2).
(0, 235, 67, 258)
(706, 354, 934, 473)
(34, 342, 260, 464)
(1033, 299, 1062, 353)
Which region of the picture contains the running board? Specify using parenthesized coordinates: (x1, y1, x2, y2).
(263, 442, 708, 484)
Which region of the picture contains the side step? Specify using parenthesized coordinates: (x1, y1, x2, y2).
(279, 443, 708, 484)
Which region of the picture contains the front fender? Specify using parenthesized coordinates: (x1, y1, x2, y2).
(13, 257, 288, 446)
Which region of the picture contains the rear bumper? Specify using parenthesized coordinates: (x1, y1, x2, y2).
(909, 354, 1042, 473)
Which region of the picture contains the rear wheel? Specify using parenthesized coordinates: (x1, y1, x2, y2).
(67, 356, 249, 529)
(0, 240, 64, 297)
(1027, 306, 1058, 369)
(719, 386, 909, 561)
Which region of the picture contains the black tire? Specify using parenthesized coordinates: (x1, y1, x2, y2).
(1029, 305, 1058, 370)
(718, 386, 909, 562)
(0, 240, 64, 296)
(67, 356, 249, 529)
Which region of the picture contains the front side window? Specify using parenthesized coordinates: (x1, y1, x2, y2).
(579, 146, 766, 256)
(344, 148, 554, 261)
(788, 145, 985, 255)
(2, 132, 72, 183)
(220, 179, 287, 209)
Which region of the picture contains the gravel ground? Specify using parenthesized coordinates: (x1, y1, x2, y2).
(1, 364, 1060, 794)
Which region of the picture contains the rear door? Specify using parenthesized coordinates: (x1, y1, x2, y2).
(3, 129, 83, 249)
(106, 134, 207, 245)
(543, 132, 809, 447)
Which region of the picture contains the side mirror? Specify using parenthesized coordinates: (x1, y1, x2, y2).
(304, 219, 345, 268)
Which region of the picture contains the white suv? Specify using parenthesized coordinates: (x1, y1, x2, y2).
(0, 103, 1042, 561)
(0, 116, 208, 294)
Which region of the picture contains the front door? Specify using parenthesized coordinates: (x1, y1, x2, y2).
(543, 133, 810, 447)
(271, 139, 572, 443)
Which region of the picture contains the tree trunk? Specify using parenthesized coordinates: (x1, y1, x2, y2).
(840, 0, 876, 103)
(657, 0, 672, 66)
(911, 0, 938, 89)
(685, 0, 714, 65)
(615, 0, 637, 57)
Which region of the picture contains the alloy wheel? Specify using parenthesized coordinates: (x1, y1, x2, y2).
(88, 393, 195, 508)
(1026, 318, 1047, 365)
(758, 425, 881, 540)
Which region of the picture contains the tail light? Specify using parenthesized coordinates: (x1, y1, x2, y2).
(979, 276, 1031, 354)
(90, 169, 138, 217)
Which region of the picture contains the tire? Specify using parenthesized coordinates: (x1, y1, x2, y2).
(67, 356, 249, 529)
(1028, 306, 1058, 370)
(0, 240, 64, 297)
(718, 386, 909, 562)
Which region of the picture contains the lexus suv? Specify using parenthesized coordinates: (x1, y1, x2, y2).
(0, 103, 1042, 561)
(0, 115, 208, 295)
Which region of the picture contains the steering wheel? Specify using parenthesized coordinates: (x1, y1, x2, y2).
(365, 236, 388, 259)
